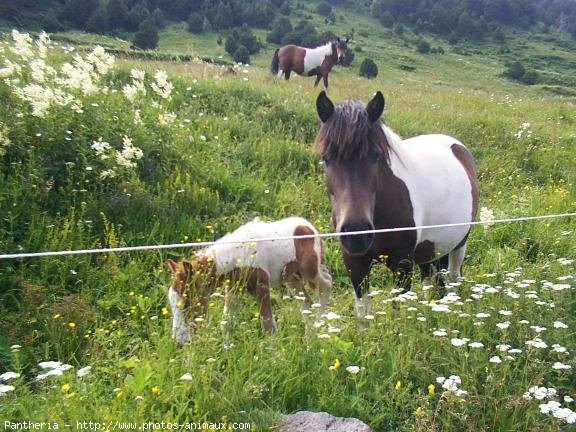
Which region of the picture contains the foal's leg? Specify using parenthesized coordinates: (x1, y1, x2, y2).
(286, 275, 313, 310)
(248, 269, 277, 333)
(315, 264, 332, 317)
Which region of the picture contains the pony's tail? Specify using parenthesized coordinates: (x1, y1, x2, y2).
(271, 48, 280, 75)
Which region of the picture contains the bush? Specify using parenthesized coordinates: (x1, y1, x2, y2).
(233, 45, 250, 64)
(417, 39, 431, 54)
(359, 58, 378, 78)
(504, 61, 526, 81)
(521, 70, 540, 85)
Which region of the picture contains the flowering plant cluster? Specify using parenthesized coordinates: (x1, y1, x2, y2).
(0, 30, 178, 185)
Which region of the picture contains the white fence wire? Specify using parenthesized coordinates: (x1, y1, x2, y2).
(0, 212, 574, 260)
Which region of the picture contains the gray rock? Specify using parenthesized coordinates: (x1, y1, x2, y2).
(277, 411, 373, 432)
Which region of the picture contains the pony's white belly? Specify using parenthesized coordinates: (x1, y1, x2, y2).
(390, 134, 474, 257)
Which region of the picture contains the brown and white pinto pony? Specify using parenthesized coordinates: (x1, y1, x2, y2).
(271, 38, 348, 88)
(166, 217, 332, 345)
(315, 91, 478, 320)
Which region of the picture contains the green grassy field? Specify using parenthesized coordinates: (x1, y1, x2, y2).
(0, 14, 575, 432)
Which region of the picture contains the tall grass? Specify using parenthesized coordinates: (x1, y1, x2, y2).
(0, 30, 575, 431)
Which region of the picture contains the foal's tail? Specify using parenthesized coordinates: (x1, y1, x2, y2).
(271, 48, 280, 75)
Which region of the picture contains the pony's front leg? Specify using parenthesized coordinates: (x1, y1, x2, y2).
(344, 254, 373, 322)
(391, 258, 413, 293)
(314, 74, 322, 87)
(323, 74, 329, 88)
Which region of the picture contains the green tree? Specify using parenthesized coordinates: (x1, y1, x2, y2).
(317, 2, 332, 17)
(107, 0, 130, 31)
(41, 8, 64, 32)
(213, 2, 233, 30)
(132, 20, 159, 50)
(61, 0, 99, 28)
(267, 16, 292, 44)
(188, 12, 204, 33)
(359, 58, 378, 78)
(86, 6, 111, 33)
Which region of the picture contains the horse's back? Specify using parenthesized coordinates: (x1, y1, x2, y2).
(206, 217, 319, 284)
(390, 134, 478, 258)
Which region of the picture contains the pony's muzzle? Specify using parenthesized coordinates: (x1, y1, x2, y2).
(339, 221, 374, 256)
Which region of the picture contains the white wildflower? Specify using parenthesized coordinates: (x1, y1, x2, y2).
(551, 362, 571, 370)
(450, 338, 469, 347)
(76, 366, 92, 378)
(151, 69, 173, 100)
(346, 365, 360, 375)
(553, 321, 568, 329)
(0, 372, 20, 381)
(10, 30, 34, 59)
(479, 207, 495, 229)
(0, 384, 15, 395)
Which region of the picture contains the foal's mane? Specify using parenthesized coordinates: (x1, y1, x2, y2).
(315, 99, 392, 162)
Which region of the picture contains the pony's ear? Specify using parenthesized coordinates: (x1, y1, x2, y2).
(366, 91, 385, 123)
(317, 91, 335, 123)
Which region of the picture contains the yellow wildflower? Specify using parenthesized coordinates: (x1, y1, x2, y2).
(68, 322, 76, 329)
(151, 386, 161, 396)
(61, 383, 71, 393)
(329, 358, 341, 371)
(428, 384, 435, 396)
(395, 380, 402, 390)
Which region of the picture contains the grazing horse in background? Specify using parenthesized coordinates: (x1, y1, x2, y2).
(314, 91, 478, 320)
(166, 217, 332, 345)
(271, 38, 348, 88)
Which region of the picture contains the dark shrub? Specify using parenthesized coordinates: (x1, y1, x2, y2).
(233, 45, 250, 64)
(417, 39, 431, 54)
(359, 58, 378, 78)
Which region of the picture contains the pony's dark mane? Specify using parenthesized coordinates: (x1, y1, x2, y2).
(315, 100, 390, 162)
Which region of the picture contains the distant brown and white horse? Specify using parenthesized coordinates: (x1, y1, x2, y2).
(315, 91, 478, 319)
(166, 217, 332, 345)
(271, 38, 348, 88)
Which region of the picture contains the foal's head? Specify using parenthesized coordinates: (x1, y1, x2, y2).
(166, 256, 216, 322)
(315, 91, 388, 256)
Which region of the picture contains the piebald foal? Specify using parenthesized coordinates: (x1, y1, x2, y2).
(166, 217, 332, 345)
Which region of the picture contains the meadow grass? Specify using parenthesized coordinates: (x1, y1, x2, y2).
(0, 29, 575, 431)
